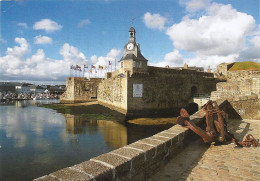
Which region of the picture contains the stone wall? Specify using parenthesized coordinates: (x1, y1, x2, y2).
(211, 70, 260, 100)
(60, 77, 102, 103)
(98, 76, 128, 114)
(98, 66, 219, 117)
(230, 95, 260, 119)
(216, 62, 235, 76)
(210, 70, 260, 120)
(227, 70, 260, 82)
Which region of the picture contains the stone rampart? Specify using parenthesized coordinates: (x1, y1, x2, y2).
(211, 70, 260, 101)
(227, 70, 260, 81)
(98, 76, 128, 114)
(97, 66, 219, 118)
(61, 77, 102, 103)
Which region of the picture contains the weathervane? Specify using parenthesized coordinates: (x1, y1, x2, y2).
(131, 18, 135, 26)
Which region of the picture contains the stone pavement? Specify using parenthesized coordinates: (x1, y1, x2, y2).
(148, 119, 260, 181)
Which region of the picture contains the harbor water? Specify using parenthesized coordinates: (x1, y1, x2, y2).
(0, 100, 172, 180)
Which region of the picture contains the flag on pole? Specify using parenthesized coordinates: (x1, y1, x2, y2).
(91, 65, 96, 69)
(84, 64, 88, 69)
(99, 65, 103, 69)
(90, 69, 92, 73)
(108, 61, 112, 65)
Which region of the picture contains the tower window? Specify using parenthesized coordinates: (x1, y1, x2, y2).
(136, 61, 140, 68)
(121, 62, 123, 68)
(130, 32, 133, 37)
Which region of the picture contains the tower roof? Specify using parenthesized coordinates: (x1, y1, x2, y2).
(129, 26, 135, 32)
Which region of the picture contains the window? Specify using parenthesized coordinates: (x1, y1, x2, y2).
(121, 62, 123, 68)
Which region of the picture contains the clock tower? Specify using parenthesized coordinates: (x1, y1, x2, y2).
(119, 26, 148, 75)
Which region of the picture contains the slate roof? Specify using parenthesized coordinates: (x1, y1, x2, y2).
(129, 27, 135, 32)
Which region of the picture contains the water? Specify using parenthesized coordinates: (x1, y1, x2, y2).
(0, 100, 172, 180)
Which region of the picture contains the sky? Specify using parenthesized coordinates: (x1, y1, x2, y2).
(0, 0, 259, 82)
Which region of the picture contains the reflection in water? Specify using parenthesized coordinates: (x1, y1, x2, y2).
(0, 100, 172, 180)
(64, 114, 127, 149)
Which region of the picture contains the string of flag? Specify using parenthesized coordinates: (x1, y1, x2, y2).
(69, 60, 116, 78)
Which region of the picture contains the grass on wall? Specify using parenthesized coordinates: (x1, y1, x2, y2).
(229, 61, 260, 71)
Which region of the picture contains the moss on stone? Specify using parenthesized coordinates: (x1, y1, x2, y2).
(128, 117, 176, 125)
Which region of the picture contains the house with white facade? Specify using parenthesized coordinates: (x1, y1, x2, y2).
(15, 84, 30, 94)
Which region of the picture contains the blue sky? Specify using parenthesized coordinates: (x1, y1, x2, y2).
(0, 0, 259, 81)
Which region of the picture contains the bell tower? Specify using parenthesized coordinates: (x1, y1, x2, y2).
(118, 26, 148, 75)
(129, 27, 136, 43)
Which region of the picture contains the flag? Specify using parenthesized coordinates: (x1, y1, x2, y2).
(91, 65, 96, 69)
(76, 64, 81, 69)
(70, 65, 74, 69)
(99, 65, 103, 69)
(84, 64, 88, 69)
(90, 69, 92, 73)
(109, 61, 112, 65)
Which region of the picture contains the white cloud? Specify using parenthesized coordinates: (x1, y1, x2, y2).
(33, 19, 62, 33)
(164, 49, 183, 63)
(150, 49, 184, 67)
(180, 0, 211, 13)
(78, 19, 91, 28)
(92, 48, 121, 67)
(143, 12, 168, 30)
(0, 38, 88, 80)
(17, 22, 28, 29)
(148, 2, 259, 70)
(91, 55, 98, 64)
(167, 3, 255, 56)
(88, 49, 122, 77)
(239, 36, 260, 62)
(163, 3, 258, 69)
(6, 37, 29, 58)
(34, 35, 53, 44)
(0, 38, 123, 80)
(59, 43, 87, 63)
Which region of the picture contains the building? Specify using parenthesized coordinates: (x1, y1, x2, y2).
(29, 85, 46, 94)
(97, 27, 220, 118)
(61, 26, 221, 118)
(171, 63, 204, 72)
(15, 83, 30, 94)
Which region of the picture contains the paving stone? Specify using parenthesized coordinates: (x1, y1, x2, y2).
(147, 119, 260, 181)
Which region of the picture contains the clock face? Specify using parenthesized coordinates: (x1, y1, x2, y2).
(127, 43, 134, 50)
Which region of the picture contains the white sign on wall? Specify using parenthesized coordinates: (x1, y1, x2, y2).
(133, 84, 143, 97)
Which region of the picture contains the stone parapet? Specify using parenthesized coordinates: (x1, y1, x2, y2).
(35, 108, 209, 181)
